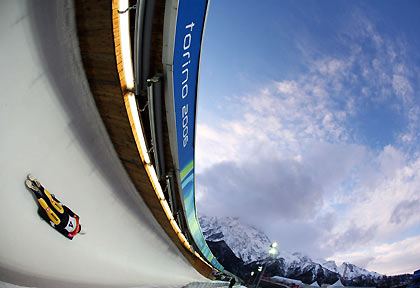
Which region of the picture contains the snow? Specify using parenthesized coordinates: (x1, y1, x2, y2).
(199, 216, 272, 264)
(322, 260, 338, 272)
(309, 281, 320, 287)
(339, 263, 382, 279)
(200, 215, 320, 267)
(328, 279, 344, 287)
(0, 1, 207, 287)
(200, 216, 383, 281)
(320, 262, 382, 280)
(0, 280, 232, 288)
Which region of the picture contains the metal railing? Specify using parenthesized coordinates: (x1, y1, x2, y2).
(134, 0, 155, 96)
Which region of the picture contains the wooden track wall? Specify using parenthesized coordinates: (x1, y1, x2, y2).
(75, 0, 213, 277)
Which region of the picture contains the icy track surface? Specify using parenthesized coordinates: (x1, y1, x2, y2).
(0, 1, 209, 287)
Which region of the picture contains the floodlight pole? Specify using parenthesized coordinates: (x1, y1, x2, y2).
(248, 271, 255, 286)
(255, 263, 268, 288)
(255, 242, 277, 288)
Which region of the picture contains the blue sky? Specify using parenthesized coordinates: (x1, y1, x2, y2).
(195, 1, 420, 275)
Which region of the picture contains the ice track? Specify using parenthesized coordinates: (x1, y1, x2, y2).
(0, 1, 214, 287)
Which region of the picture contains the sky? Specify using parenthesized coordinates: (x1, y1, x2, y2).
(195, 0, 420, 276)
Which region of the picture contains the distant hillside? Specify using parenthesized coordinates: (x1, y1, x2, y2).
(199, 215, 412, 287)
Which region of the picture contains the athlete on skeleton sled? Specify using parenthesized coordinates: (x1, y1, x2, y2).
(25, 174, 83, 240)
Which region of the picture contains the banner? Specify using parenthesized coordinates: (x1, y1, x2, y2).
(172, 0, 224, 271)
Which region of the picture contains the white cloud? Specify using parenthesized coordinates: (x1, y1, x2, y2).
(276, 80, 298, 94)
(324, 149, 420, 258)
(196, 9, 420, 275)
(377, 145, 406, 178)
(392, 74, 413, 104)
(331, 235, 420, 275)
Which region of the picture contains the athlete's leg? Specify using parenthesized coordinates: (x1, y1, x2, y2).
(33, 184, 64, 215)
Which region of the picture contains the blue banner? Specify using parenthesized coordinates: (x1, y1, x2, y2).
(172, 0, 224, 271)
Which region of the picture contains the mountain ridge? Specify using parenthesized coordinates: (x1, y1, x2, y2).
(198, 215, 410, 286)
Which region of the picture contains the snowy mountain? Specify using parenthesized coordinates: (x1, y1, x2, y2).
(338, 262, 381, 280)
(199, 215, 271, 264)
(315, 260, 381, 279)
(199, 215, 384, 285)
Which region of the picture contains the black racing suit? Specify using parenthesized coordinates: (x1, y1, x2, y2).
(35, 186, 81, 240)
